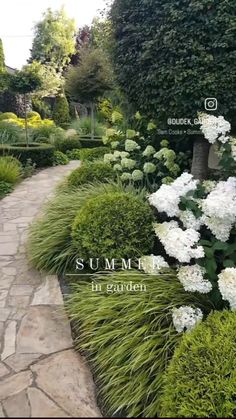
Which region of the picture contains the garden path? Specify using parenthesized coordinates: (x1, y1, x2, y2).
(0, 162, 101, 418)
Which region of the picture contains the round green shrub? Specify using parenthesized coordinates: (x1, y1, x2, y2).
(66, 271, 212, 418)
(0, 143, 55, 167)
(0, 112, 18, 121)
(55, 137, 81, 153)
(28, 182, 146, 274)
(0, 156, 21, 184)
(72, 191, 155, 259)
(160, 310, 236, 418)
(67, 161, 115, 188)
(79, 146, 109, 162)
(53, 151, 69, 166)
(27, 111, 41, 120)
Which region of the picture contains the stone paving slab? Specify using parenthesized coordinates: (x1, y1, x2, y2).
(0, 162, 101, 418)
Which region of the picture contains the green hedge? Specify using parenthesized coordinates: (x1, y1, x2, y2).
(0, 143, 55, 167)
(160, 310, 236, 418)
(54, 137, 81, 153)
(80, 137, 103, 148)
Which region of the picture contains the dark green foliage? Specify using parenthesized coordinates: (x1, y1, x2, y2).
(67, 161, 115, 188)
(0, 143, 55, 167)
(53, 150, 69, 166)
(32, 97, 51, 119)
(54, 136, 81, 153)
(79, 138, 103, 148)
(52, 96, 70, 127)
(72, 191, 155, 260)
(9, 66, 42, 95)
(160, 310, 236, 418)
(65, 48, 113, 103)
(111, 0, 236, 124)
(28, 182, 146, 273)
(66, 149, 81, 160)
(0, 181, 13, 198)
(66, 271, 212, 418)
(79, 146, 109, 161)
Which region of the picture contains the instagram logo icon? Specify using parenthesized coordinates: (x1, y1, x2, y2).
(205, 98, 218, 111)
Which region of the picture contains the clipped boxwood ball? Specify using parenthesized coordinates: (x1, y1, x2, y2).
(72, 192, 155, 259)
(67, 161, 115, 188)
(160, 310, 236, 418)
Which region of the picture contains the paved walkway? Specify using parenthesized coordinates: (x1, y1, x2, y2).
(0, 162, 101, 418)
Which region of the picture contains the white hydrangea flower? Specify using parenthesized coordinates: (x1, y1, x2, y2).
(149, 184, 180, 217)
(149, 173, 199, 217)
(172, 306, 203, 333)
(121, 158, 136, 169)
(154, 221, 204, 263)
(111, 141, 120, 149)
(142, 145, 156, 157)
(120, 172, 132, 182)
(143, 162, 156, 174)
(218, 268, 236, 309)
(202, 180, 217, 193)
(201, 177, 236, 241)
(113, 150, 130, 159)
(104, 153, 116, 164)
(131, 170, 144, 181)
(179, 210, 204, 231)
(202, 215, 233, 242)
(177, 265, 212, 294)
(113, 164, 122, 172)
(140, 255, 169, 274)
(199, 113, 231, 144)
(125, 139, 141, 152)
(120, 151, 130, 159)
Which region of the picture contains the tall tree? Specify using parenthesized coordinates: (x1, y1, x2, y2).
(65, 48, 113, 138)
(30, 7, 76, 71)
(0, 39, 5, 71)
(9, 64, 42, 145)
(70, 26, 91, 66)
(111, 0, 236, 180)
(0, 39, 8, 92)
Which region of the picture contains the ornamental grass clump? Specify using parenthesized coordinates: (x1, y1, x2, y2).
(0, 156, 21, 184)
(72, 191, 155, 260)
(66, 271, 212, 418)
(160, 310, 236, 418)
(28, 182, 146, 273)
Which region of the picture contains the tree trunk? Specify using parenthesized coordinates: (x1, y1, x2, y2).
(91, 102, 95, 141)
(24, 93, 29, 147)
(191, 136, 210, 180)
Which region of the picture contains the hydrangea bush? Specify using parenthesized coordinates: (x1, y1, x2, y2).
(102, 115, 181, 189)
(146, 114, 236, 333)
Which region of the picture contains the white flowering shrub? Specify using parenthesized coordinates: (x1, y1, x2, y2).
(149, 172, 236, 310)
(102, 116, 181, 190)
